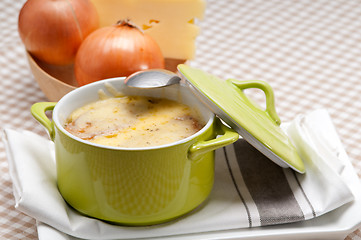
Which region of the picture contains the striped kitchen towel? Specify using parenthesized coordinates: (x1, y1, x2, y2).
(211, 108, 354, 229)
(3, 109, 355, 240)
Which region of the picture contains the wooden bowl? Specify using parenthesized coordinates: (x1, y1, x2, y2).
(26, 52, 77, 102)
(26, 51, 186, 102)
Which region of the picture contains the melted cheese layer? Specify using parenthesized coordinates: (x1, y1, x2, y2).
(64, 96, 204, 148)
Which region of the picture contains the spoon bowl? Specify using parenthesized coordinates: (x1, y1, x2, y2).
(124, 69, 181, 88)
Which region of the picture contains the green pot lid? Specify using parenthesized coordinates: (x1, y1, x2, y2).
(178, 64, 305, 173)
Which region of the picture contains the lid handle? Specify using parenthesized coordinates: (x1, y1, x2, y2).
(228, 79, 281, 125)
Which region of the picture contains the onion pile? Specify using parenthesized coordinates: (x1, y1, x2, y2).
(74, 19, 165, 86)
(18, 0, 99, 65)
(18, 1, 165, 86)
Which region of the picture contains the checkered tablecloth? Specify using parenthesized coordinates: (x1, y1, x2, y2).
(1, 0, 361, 239)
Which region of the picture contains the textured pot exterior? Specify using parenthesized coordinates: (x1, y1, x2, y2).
(55, 119, 216, 225)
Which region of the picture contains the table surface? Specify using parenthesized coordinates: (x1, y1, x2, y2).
(1, 0, 361, 239)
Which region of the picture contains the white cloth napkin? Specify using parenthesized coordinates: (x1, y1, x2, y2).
(2, 109, 355, 240)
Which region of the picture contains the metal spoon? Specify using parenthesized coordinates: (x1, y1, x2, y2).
(124, 69, 181, 88)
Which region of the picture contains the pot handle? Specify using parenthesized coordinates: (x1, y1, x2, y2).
(31, 102, 57, 141)
(188, 118, 239, 161)
(228, 79, 281, 125)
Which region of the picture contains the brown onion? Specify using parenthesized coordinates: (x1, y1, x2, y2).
(74, 20, 165, 86)
(18, 0, 99, 65)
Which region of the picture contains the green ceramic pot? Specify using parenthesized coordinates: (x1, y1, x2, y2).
(31, 77, 239, 225)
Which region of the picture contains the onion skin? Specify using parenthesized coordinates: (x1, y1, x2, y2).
(75, 20, 165, 86)
(18, 0, 99, 65)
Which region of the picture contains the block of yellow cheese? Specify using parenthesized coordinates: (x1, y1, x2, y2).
(90, 0, 205, 61)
